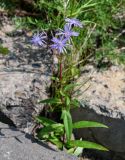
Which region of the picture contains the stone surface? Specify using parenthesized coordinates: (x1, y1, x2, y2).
(72, 107, 125, 160)
(75, 64, 125, 119)
(0, 122, 78, 160)
(0, 17, 52, 130)
(72, 64, 125, 160)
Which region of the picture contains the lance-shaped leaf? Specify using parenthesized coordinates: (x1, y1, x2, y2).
(35, 116, 56, 126)
(38, 123, 64, 138)
(71, 99, 80, 107)
(39, 98, 62, 105)
(73, 147, 83, 156)
(61, 110, 72, 142)
(64, 83, 81, 92)
(66, 96, 70, 106)
(68, 140, 108, 151)
(73, 121, 108, 129)
(49, 135, 63, 149)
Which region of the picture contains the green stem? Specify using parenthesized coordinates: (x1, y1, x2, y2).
(59, 62, 62, 81)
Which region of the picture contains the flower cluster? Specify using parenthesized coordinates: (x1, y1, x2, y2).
(51, 18, 83, 54)
(31, 18, 83, 54)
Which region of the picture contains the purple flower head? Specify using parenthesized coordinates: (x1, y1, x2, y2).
(31, 32, 47, 46)
(50, 36, 69, 54)
(65, 18, 83, 28)
(56, 24, 79, 40)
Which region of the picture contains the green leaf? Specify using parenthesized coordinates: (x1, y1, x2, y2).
(27, 17, 36, 25)
(35, 116, 56, 126)
(71, 1, 99, 17)
(71, 67, 79, 76)
(39, 98, 62, 104)
(60, 90, 66, 97)
(49, 136, 63, 149)
(51, 76, 59, 81)
(73, 147, 83, 156)
(66, 96, 70, 106)
(71, 99, 80, 107)
(68, 140, 109, 151)
(61, 110, 72, 142)
(73, 121, 108, 129)
(38, 123, 64, 138)
(67, 147, 75, 154)
(64, 83, 81, 92)
(0, 45, 9, 55)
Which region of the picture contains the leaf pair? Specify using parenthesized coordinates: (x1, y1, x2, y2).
(36, 115, 109, 152)
(36, 116, 64, 149)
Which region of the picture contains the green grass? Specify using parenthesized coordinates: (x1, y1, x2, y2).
(1, 0, 125, 66)
(0, 0, 16, 11)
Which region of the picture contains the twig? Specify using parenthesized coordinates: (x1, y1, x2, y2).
(113, 30, 125, 41)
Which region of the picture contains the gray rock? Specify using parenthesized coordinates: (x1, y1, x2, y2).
(0, 122, 78, 160)
(75, 64, 125, 119)
(0, 71, 49, 128)
(72, 64, 125, 159)
(72, 107, 125, 160)
(0, 17, 51, 130)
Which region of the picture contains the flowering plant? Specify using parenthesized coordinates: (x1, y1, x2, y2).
(31, 18, 108, 155)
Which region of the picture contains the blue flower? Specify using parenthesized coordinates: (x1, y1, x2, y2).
(50, 36, 69, 54)
(31, 32, 47, 46)
(56, 25, 79, 40)
(65, 18, 83, 28)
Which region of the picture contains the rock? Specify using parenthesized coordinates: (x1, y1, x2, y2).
(0, 111, 16, 127)
(75, 64, 125, 119)
(0, 17, 52, 131)
(0, 122, 78, 160)
(72, 107, 125, 160)
(72, 64, 125, 160)
(0, 71, 50, 128)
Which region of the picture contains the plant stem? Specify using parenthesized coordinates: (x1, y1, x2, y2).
(59, 62, 62, 81)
